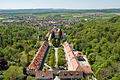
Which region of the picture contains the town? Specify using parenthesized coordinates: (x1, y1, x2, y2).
(0, 14, 87, 27)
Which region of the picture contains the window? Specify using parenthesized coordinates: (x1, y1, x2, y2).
(42, 75, 44, 77)
(70, 73, 73, 76)
(64, 73, 67, 76)
(76, 73, 79, 76)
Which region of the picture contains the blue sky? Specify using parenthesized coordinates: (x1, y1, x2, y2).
(0, 0, 120, 9)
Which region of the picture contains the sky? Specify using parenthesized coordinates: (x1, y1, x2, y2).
(0, 0, 120, 9)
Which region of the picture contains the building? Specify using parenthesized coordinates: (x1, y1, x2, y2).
(74, 51, 83, 57)
(60, 71, 83, 79)
(69, 44, 74, 50)
(63, 42, 94, 79)
(46, 31, 50, 39)
(27, 41, 94, 80)
(27, 41, 49, 75)
(51, 26, 60, 39)
(51, 26, 66, 39)
(35, 71, 83, 80)
(63, 42, 82, 71)
(36, 71, 53, 80)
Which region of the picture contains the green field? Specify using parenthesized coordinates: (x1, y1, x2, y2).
(0, 11, 117, 20)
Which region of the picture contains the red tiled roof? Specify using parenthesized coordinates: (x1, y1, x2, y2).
(60, 71, 83, 79)
(69, 44, 74, 47)
(81, 66, 93, 74)
(36, 71, 83, 79)
(51, 28, 61, 36)
(64, 42, 82, 71)
(27, 41, 49, 72)
(52, 28, 60, 33)
(36, 71, 53, 79)
(64, 42, 93, 74)
(54, 32, 59, 35)
(76, 52, 83, 57)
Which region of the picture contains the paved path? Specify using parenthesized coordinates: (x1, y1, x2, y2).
(54, 76, 60, 80)
(54, 48, 58, 68)
(44, 63, 53, 71)
(48, 33, 52, 46)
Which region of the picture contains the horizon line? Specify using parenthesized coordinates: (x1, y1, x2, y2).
(0, 7, 120, 10)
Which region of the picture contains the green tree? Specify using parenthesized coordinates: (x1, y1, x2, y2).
(49, 53, 55, 68)
(51, 32, 55, 39)
(88, 53, 96, 65)
(58, 47, 66, 67)
(0, 47, 4, 57)
(4, 66, 25, 80)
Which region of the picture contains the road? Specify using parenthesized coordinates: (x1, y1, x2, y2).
(54, 76, 60, 80)
(54, 48, 58, 68)
(48, 33, 52, 46)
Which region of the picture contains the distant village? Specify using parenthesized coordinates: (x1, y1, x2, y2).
(0, 13, 103, 27)
(0, 16, 82, 27)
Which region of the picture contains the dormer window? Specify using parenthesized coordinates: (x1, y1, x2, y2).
(42, 75, 44, 77)
(76, 73, 79, 76)
(64, 73, 67, 76)
(70, 73, 73, 76)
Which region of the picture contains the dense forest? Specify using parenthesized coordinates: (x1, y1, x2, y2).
(0, 24, 47, 80)
(63, 16, 120, 80)
(1, 15, 120, 80)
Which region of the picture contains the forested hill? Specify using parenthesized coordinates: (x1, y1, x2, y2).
(63, 16, 120, 80)
(0, 25, 47, 79)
